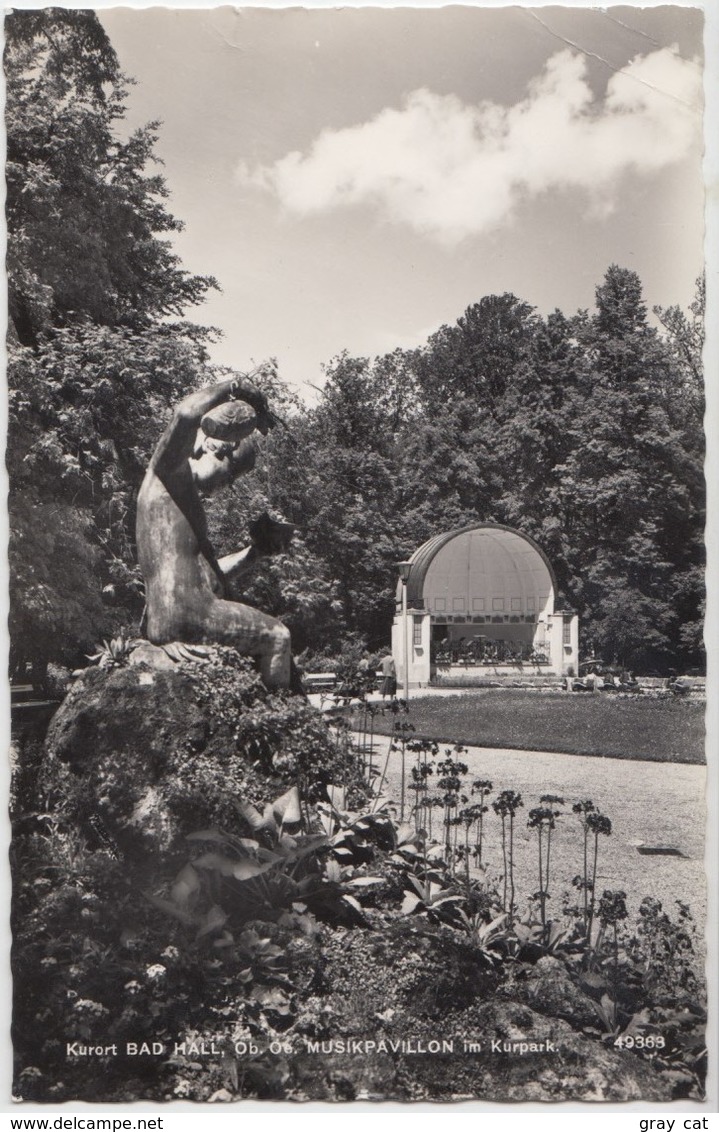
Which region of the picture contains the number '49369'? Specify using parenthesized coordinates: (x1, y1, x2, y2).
(614, 1034, 665, 1050)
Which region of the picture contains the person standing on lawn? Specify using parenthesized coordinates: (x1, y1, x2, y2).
(379, 652, 397, 700)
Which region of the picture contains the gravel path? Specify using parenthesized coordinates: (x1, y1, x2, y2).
(367, 737, 707, 940)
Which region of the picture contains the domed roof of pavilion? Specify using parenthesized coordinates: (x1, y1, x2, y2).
(398, 523, 557, 619)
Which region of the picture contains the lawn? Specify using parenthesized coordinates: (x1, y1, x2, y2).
(367, 690, 705, 763)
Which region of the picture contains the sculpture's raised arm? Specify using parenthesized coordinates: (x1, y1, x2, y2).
(137, 370, 297, 691)
(151, 378, 271, 478)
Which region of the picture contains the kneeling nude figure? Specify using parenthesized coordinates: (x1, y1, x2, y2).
(136, 376, 293, 690)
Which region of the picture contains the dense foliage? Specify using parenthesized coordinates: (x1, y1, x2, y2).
(258, 276, 705, 673)
(7, 9, 705, 683)
(12, 673, 706, 1102)
(6, 9, 218, 677)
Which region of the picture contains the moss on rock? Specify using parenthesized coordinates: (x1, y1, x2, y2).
(41, 649, 360, 874)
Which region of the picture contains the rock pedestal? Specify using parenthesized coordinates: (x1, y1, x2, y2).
(41, 648, 346, 876)
(13, 649, 685, 1105)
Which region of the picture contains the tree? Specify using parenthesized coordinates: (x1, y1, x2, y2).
(6, 9, 219, 677)
(247, 353, 411, 652)
(8, 325, 215, 673)
(554, 267, 705, 669)
(199, 364, 350, 659)
(652, 276, 706, 661)
(408, 294, 540, 417)
(249, 273, 704, 671)
(5, 9, 215, 347)
(654, 275, 705, 406)
(395, 296, 575, 554)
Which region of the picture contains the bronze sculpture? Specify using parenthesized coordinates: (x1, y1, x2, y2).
(136, 376, 295, 689)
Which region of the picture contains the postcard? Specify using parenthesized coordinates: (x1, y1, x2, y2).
(6, 2, 715, 1110)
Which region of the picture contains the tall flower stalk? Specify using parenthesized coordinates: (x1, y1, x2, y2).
(436, 748, 469, 873)
(572, 799, 613, 951)
(392, 719, 416, 822)
(408, 740, 436, 831)
(598, 889, 628, 992)
(371, 743, 394, 813)
(359, 702, 378, 785)
(492, 789, 523, 924)
(470, 779, 493, 868)
(586, 810, 612, 946)
(458, 803, 482, 885)
(572, 800, 596, 931)
(527, 795, 563, 932)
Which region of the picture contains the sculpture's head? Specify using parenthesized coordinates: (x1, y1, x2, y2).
(190, 435, 257, 492)
(190, 399, 271, 492)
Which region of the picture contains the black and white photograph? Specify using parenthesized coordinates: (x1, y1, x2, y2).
(6, 1, 714, 1110)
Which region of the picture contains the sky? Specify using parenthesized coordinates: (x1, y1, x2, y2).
(94, 5, 707, 401)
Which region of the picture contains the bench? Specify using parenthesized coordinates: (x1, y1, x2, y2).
(303, 672, 338, 692)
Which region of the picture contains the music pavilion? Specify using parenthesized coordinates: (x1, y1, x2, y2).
(392, 523, 578, 688)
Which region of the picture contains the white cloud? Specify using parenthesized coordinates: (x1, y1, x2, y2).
(237, 48, 701, 244)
